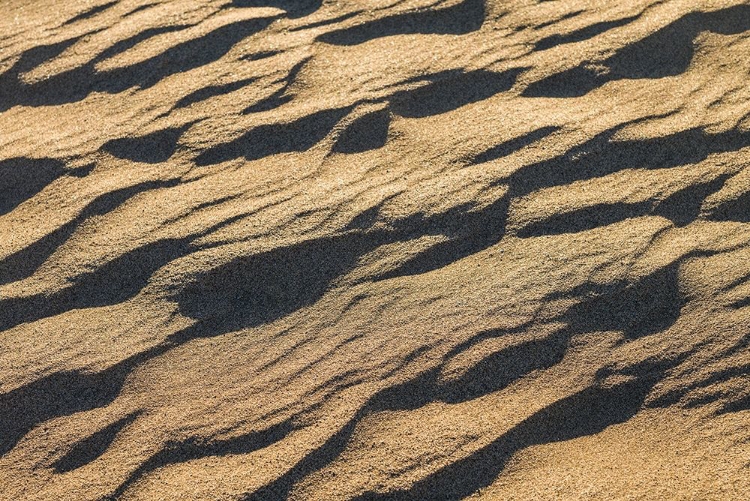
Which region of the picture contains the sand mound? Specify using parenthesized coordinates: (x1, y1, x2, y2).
(0, 0, 748, 499)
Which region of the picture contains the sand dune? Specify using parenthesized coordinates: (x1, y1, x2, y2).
(0, 0, 748, 499)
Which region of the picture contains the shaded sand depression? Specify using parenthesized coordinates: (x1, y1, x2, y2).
(0, 0, 749, 499)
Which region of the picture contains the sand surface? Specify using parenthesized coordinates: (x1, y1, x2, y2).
(1, 0, 749, 499)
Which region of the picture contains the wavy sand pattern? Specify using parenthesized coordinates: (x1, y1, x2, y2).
(0, 0, 749, 499)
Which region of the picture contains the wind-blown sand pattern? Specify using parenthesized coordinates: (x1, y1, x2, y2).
(1, 0, 749, 499)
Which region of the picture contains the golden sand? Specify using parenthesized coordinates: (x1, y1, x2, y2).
(0, 0, 748, 499)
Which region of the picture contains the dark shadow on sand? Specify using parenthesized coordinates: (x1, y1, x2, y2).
(524, 5, 750, 97)
(317, 0, 485, 46)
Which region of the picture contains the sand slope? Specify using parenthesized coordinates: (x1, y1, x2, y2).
(0, 0, 748, 499)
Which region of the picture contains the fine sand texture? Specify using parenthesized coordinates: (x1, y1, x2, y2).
(1, 0, 749, 499)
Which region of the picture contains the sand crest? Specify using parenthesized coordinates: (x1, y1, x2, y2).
(0, 0, 748, 499)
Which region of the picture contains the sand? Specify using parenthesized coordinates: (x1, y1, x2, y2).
(0, 0, 748, 499)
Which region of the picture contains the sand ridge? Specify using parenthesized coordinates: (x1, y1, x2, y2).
(0, 0, 748, 499)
